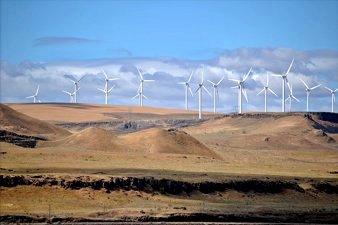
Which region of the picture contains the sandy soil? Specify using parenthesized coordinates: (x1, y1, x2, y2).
(7, 103, 202, 123)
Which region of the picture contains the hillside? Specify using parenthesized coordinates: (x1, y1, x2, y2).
(0, 104, 70, 140)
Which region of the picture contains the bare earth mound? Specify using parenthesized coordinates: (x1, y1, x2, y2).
(38, 127, 127, 152)
(0, 104, 70, 140)
(121, 128, 221, 159)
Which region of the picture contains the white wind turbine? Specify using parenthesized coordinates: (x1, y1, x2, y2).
(132, 84, 149, 106)
(26, 85, 40, 103)
(272, 58, 294, 112)
(195, 66, 212, 119)
(257, 72, 278, 112)
(64, 75, 86, 103)
(98, 69, 119, 104)
(135, 67, 154, 107)
(324, 86, 337, 113)
(286, 82, 300, 112)
(62, 88, 79, 103)
(208, 76, 225, 113)
(178, 70, 194, 110)
(299, 78, 321, 112)
(229, 68, 252, 114)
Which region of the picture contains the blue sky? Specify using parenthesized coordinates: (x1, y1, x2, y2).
(1, 0, 337, 112)
(1, 0, 338, 62)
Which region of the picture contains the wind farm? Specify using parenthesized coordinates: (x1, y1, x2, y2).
(1, 0, 338, 224)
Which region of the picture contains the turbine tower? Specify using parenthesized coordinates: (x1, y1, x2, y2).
(208, 76, 225, 113)
(272, 58, 294, 112)
(178, 70, 194, 110)
(136, 67, 154, 107)
(286, 83, 300, 112)
(324, 86, 337, 113)
(257, 72, 278, 112)
(195, 67, 212, 119)
(26, 85, 40, 103)
(229, 68, 252, 113)
(98, 69, 119, 104)
(64, 75, 86, 103)
(299, 78, 321, 112)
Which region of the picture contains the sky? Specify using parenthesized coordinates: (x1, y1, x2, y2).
(1, 0, 338, 113)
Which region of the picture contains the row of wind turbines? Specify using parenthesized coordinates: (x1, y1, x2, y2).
(26, 59, 337, 118)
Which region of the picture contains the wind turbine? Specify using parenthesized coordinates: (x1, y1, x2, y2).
(136, 67, 154, 107)
(195, 66, 212, 119)
(299, 78, 321, 112)
(229, 68, 252, 113)
(178, 70, 194, 110)
(272, 58, 294, 112)
(26, 85, 40, 103)
(98, 69, 119, 104)
(132, 84, 149, 106)
(64, 74, 86, 103)
(257, 72, 278, 112)
(324, 86, 337, 113)
(286, 82, 300, 112)
(208, 76, 224, 113)
(62, 88, 79, 103)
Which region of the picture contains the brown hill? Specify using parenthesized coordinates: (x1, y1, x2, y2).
(38, 127, 127, 152)
(183, 113, 337, 151)
(121, 128, 221, 159)
(0, 104, 70, 140)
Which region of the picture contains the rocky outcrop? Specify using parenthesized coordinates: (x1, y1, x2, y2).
(0, 175, 309, 194)
(0, 130, 45, 148)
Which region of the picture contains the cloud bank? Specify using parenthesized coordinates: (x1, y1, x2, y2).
(1, 48, 337, 113)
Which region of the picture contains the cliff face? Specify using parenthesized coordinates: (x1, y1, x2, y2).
(2, 175, 336, 195)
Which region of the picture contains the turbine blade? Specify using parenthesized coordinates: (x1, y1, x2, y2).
(292, 95, 300, 102)
(334, 88, 338, 93)
(203, 86, 212, 96)
(217, 76, 225, 85)
(242, 88, 248, 102)
(143, 94, 149, 100)
(108, 77, 119, 81)
(137, 67, 143, 80)
(195, 86, 201, 93)
(229, 78, 240, 83)
(108, 85, 115, 93)
(97, 88, 106, 93)
(144, 79, 155, 82)
(64, 75, 76, 82)
(230, 86, 238, 89)
(26, 96, 34, 98)
(268, 88, 278, 97)
(266, 72, 269, 86)
(207, 80, 215, 85)
(177, 82, 186, 85)
(131, 93, 139, 100)
(187, 70, 194, 82)
(310, 84, 321, 90)
(35, 85, 40, 95)
(77, 75, 86, 82)
(285, 58, 294, 75)
(324, 86, 333, 92)
(188, 87, 194, 97)
(102, 69, 108, 79)
(62, 90, 71, 95)
(299, 78, 309, 89)
(257, 88, 265, 96)
(242, 67, 252, 82)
